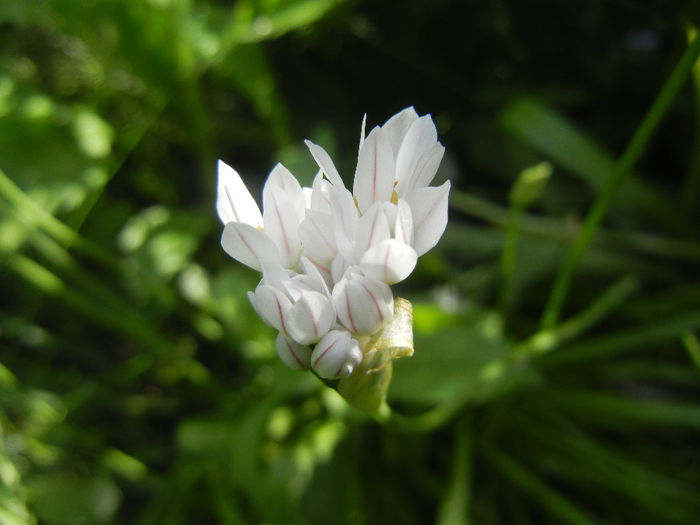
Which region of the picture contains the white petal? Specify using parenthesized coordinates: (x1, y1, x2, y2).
(311, 330, 363, 379)
(304, 140, 345, 188)
(300, 257, 331, 296)
(404, 180, 451, 256)
(249, 284, 292, 335)
(303, 186, 313, 209)
(264, 163, 306, 222)
(395, 115, 441, 195)
(221, 222, 280, 271)
(286, 290, 335, 345)
(330, 187, 359, 262)
(310, 171, 333, 213)
(360, 238, 417, 285)
(216, 160, 263, 227)
(263, 184, 302, 268)
(332, 275, 393, 335)
(331, 253, 350, 285)
(405, 143, 445, 194)
(394, 199, 414, 246)
(381, 107, 419, 157)
(353, 126, 396, 213)
(358, 113, 367, 159)
(276, 333, 311, 370)
(354, 201, 390, 262)
(299, 210, 337, 266)
(259, 258, 289, 290)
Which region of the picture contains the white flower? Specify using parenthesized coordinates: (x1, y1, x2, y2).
(216, 106, 450, 375)
(332, 270, 393, 335)
(304, 107, 450, 260)
(248, 259, 335, 345)
(217, 161, 305, 270)
(311, 329, 363, 379)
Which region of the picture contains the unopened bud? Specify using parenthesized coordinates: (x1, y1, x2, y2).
(311, 330, 363, 379)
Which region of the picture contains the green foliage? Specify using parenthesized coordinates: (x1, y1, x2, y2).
(1, 1, 700, 523)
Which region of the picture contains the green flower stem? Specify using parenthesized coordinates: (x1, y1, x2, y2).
(450, 190, 700, 263)
(513, 275, 639, 359)
(540, 30, 700, 329)
(498, 203, 524, 323)
(436, 416, 472, 525)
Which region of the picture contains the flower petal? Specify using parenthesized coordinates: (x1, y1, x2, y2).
(310, 171, 333, 213)
(304, 139, 345, 188)
(360, 238, 417, 285)
(330, 187, 359, 262)
(299, 210, 337, 266)
(264, 163, 306, 221)
(276, 333, 311, 370)
(311, 330, 363, 379)
(358, 113, 367, 159)
(249, 284, 292, 335)
(353, 126, 396, 213)
(221, 222, 280, 270)
(263, 184, 302, 268)
(381, 107, 419, 157)
(403, 180, 451, 256)
(332, 274, 393, 335)
(216, 160, 263, 227)
(354, 201, 390, 262)
(394, 198, 414, 246)
(395, 115, 442, 195)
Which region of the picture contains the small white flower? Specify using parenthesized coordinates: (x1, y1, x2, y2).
(217, 161, 305, 270)
(311, 329, 363, 379)
(248, 260, 335, 346)
(332, 270, 393, 335)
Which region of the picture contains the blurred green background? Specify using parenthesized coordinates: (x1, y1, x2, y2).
(2, 1, 700, 523)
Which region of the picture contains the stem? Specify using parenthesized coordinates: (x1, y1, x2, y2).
(450, 190, 700, 263)
(514, 275, 639, 359)
(540, 31, 700, 329)
(499, 204, 524, 323)
(681, 26, 700, 216)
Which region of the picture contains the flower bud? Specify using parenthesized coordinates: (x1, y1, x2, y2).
(332, 273, 393, 335)
(311, 330, 363, 379)
(276, 333, 311, 370)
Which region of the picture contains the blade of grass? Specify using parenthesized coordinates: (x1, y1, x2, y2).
(514, 275, 639, 359)
(681, 332, 700, 372)
(540, 31, 700, 329)
(500, 98, 674, 226)
(480, 442, 596, 525)
(543, 390, 700, 429)
(514, 412, 699, 522)
(450, 190, 700, 263)
(436, 417, 472, 525)
(541, 309, 700, 366)
(4, 253, 168, 352)
(681, 26, 700, 216)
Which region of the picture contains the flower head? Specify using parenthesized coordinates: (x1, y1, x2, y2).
(216, 107, 450, 398)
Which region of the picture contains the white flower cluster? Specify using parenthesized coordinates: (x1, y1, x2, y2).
(216, 107, 450, 379)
